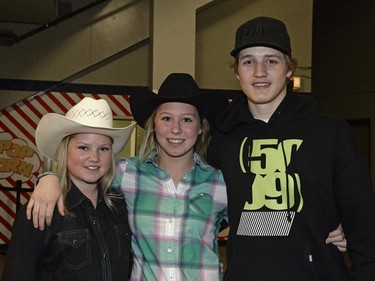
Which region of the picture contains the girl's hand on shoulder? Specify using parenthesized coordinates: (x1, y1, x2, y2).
(26, 175, 64, 230)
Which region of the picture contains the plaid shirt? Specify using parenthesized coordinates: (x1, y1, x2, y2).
(114, 153, 227, 281)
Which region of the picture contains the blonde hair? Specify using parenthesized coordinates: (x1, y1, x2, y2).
(138, 105, 211, 162)
(52, 134, 121, 216)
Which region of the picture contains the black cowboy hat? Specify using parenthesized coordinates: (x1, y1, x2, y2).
(130, 73, 228, 128)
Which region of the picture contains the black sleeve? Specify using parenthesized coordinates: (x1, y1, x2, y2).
(1, 205, 47, 281)
(207, 132, 221, 170)
(332, 121, 375, 279)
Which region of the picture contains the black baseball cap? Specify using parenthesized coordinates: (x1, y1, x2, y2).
(231, 16, 292, 57)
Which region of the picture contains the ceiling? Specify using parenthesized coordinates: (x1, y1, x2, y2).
(0, 0, 108, 45)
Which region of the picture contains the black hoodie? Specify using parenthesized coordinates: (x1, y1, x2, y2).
(208, 87, 375, 281)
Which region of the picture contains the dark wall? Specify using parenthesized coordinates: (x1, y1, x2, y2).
(312, 0, 375, 97)
(312, 0, 375, 182)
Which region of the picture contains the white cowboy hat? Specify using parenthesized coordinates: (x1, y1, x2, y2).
(35, 97, 135, 158)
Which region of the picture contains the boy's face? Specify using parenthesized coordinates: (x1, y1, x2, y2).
(236, 46, 292, 111)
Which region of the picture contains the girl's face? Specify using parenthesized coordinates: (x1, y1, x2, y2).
(67, 133, 112, 189)
(236, 46, 293, 110)
(154, 102, 202, 162)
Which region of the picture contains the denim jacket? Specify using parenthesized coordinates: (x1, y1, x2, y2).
(1, 182, 132, 281)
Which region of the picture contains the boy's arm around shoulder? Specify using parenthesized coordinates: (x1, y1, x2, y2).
(332, 121, 375, 278)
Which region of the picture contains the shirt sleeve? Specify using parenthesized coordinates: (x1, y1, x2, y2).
(332, 120, 375, 279)
(112, 158, 128, 191)
(2, 205, 47, 281)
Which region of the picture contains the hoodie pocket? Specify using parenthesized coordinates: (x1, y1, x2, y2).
(225, 247, 319, 281)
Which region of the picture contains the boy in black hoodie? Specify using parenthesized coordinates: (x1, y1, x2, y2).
(207, 16, 375, 280)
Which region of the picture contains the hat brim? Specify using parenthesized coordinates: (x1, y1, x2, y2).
(36, 113, 135, 158)
(130, 88, 228, 129)
(230, 42, 291, 57)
